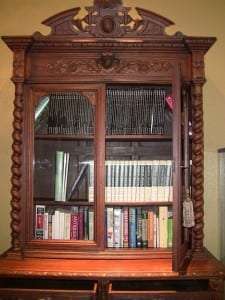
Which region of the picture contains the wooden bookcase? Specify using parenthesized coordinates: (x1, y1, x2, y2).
(0, 1, 225, 299)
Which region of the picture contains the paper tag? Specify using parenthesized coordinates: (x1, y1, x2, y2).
(183, 199, 195, 228)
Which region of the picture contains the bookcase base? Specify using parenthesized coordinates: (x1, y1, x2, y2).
(0, 248, 224, 300)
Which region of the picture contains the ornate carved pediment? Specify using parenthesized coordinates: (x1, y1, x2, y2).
(37, 0, 175, 39)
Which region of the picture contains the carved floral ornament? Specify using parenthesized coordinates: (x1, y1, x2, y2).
(44, 56, 173, 75)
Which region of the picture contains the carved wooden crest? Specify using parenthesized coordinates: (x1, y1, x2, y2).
(39, 0, 174, 38)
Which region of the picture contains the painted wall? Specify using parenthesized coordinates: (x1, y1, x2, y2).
(0, 0, 225, 258)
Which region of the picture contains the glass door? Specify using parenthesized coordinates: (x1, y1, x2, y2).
(27, 84, 105, 254)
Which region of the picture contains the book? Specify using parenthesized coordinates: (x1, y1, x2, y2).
(136, 207, 142, 248)
(47, 92, 94, 135)
(48, 209, 53, 239)
(88, 161, 95, 202)
(159, 206, 168, 248)
(67, 161, 88, 201)
(141, 210, 148, 248)
(167, 215, 173, 248)
(106, 86, 167, 135)
(123, 207, 129, 248)
(55, 151, 64, 202)
(114, 208, 122, 248)
(88, 208, 94, 241)
(64, 210, 71, 240)
(78, 207, 84, 240)
(106, 207, 114, 247)
(70, 207, 79, 240)
(147, 209, 154, 248)
(44, 212, 49, 240)
(128, 207, 136, 248)
(35, 205, 45, 240)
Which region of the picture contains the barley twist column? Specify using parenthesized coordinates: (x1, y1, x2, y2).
(9, 49, 25, 254)
(191, 50, 205, 253)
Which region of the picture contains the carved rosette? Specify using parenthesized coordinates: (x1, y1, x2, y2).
(10, 49, 25, 253)
(191, 51, 205, 253)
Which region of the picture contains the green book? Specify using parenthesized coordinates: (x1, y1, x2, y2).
(55, 151, 64, 202)
(167, 217, 173, 248)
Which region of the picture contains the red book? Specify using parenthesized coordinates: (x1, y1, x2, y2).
(35, 205, 45, 240)
(123, 207, 129, 248)
(70, 207, 78, 240)
(78, 207, 84, 240)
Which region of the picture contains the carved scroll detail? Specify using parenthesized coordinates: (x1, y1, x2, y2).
(43, 58, 173, 75)
(39, 1, 174, 39)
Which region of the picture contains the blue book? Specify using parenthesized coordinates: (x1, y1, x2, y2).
(129, 207, 136, 248)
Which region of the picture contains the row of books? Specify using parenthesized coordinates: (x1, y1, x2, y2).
(35, 87, 169, 136)
(35, 205, 173, 249)
(54, 156, 173, 202)
(35, 205, 94, 240)
(89, 160, 173, 203)
(106, 206, 173, 248)
(47, 92, 94, 135)
(106, 87, 166, 135)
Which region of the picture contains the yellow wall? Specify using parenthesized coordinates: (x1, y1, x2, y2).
(0, 0, 225, 257)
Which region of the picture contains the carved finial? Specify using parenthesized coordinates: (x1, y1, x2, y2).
(94, 0, 122, 9)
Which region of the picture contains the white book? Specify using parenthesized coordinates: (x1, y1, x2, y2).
(114, 208, 122, 248)
(159, 206, 168, 248)
(88, 208, 94, 240)
(106, 207, 114, 247)
(55, 151, 64, 202)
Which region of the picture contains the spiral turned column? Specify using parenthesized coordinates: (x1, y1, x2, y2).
(192, 83, 204, 252)
(9, 49, 25, 254)
(191, 50, 205, 253)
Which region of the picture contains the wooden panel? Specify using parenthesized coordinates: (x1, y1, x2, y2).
(0, 279, 97, 300)
(108, 280, 214, 300)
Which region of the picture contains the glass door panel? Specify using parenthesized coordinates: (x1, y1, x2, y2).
(105, 84, 173, 250)
(33, 91, 95, 241)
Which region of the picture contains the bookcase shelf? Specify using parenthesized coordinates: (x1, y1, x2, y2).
(34, 200, 94, 206)
(1, 1, 224, 299)
(35, 134, 95, 140)
(106, 134, 172, 140)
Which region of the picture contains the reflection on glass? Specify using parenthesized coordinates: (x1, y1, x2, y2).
(33, 92, 95, 241)
(104, 85, 173, 249)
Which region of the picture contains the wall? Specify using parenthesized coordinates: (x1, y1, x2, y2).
(0, 0, 225, 257)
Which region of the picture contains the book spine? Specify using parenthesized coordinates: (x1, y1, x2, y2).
(55, 151, 64, 202)
(136, 207, 142, 248)
(167, 209, 173, 247)
(70, 207, 79, 240)
(35, 205, 45, 240)
(88, 208, 94, 240)
(123, 207, 129, 248)
(141, 210, 148, 248)
(78, 207, 84, 240)
(106, 207, 114, 247)
(147, 210, 154, 248)
(159, 206, 168, 248)
(128, 207, 136, 248)
(114, 208, 122, 248)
